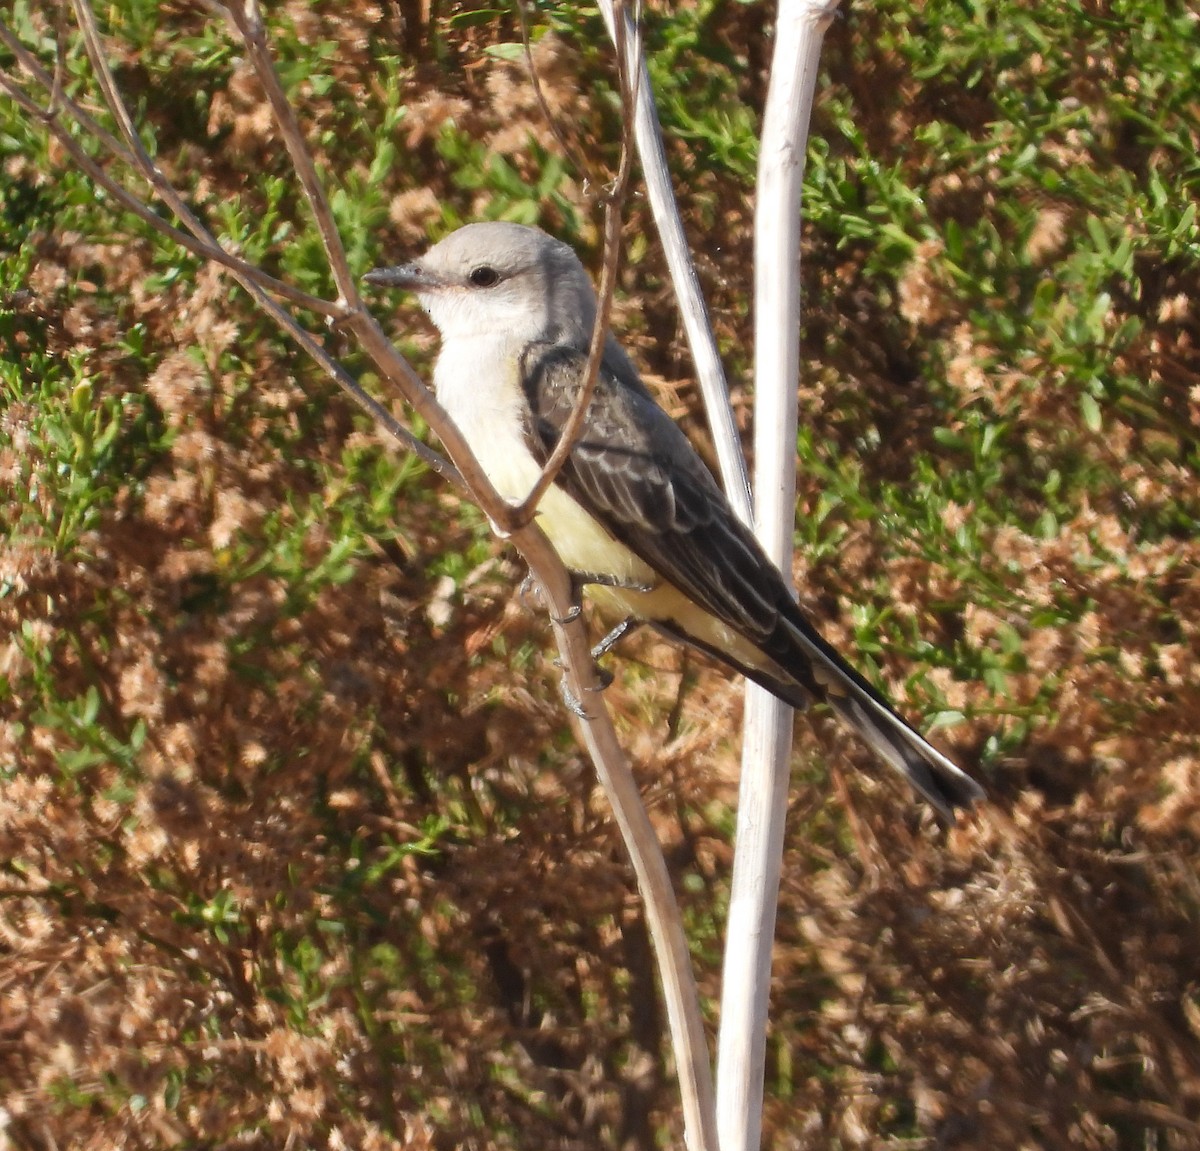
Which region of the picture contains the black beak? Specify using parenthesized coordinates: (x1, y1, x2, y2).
(362, 262, 445, 291)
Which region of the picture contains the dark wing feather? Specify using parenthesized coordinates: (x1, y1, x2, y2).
(520, 341, 789, 647)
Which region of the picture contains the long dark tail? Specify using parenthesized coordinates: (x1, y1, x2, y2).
(655, 612, 984, 822)
(775, 612, 985, 823)
(826, 693, 983, 823)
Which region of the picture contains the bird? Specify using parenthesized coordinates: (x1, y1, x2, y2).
(364, 222, 983, 821)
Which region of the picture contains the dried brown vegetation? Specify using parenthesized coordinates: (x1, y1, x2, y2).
(2, 2, 1199, 1149)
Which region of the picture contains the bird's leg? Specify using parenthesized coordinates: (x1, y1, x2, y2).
(551, 571, 589, 626)
(547, 568, 652, 625)
(548, 574, 625, 704)
(592, 617, 643, 661)
(585, 618, 642, 693)
(541, 573, 594, 714)
(571, 570, 655, 594)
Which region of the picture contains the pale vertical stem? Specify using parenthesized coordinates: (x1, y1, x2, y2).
(597, 0, 752, 524)
(717, 5, 840, 1151)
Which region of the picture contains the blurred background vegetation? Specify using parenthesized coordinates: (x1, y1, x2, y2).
(1, 1, 1198, 1148)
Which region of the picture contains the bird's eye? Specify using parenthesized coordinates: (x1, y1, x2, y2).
(468, 266, 500, 288)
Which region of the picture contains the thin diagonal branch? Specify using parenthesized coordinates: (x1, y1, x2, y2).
(221, 0, 360, 309)
(513, 0, 595, 190)
(0, 26, 337, 317)
(513, 152, 631, 523)
(71, 0, 151, 162)
(48, 0, 71, 114)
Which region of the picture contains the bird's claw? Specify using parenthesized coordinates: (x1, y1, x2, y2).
(517, 573, 544, 610)
(551, 603, 583, 626)
(558, 675, 591, 719)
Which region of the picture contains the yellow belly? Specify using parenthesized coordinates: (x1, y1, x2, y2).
(589, 580, 789, 686)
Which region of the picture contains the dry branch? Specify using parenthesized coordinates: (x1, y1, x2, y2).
(1, 3, 718, 1148)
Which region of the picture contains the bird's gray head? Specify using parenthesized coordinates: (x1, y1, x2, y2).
(365, 222, 597, 349)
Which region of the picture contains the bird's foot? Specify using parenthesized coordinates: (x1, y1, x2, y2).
(554, 655, 614, 718)
(558, 669, 612, 718)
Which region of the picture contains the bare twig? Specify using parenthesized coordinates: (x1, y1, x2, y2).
(72, 0, 163, 171)
(48, 0, 70, 114)
(221, 0, 360, 308)
(513, 0, 595, 188)
(513, 185, 625, 522)
(0, 24, 340, 317)
(531, 530, 718, 1151)
(513, 1, 636, 523)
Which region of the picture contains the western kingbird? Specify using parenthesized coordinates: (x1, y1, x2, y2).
(365, 222, 983, 821)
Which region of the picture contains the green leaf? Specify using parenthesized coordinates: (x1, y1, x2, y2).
(483, 42, 527, 62)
